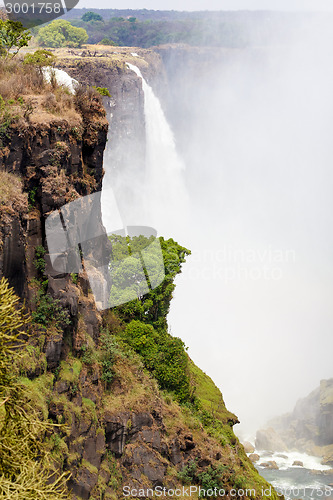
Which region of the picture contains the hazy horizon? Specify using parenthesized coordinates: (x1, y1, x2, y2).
(74, 0, 333, 12)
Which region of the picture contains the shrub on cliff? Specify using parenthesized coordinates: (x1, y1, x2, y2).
(99, 37, 117, 46)
(38, 20, 88, 48)
(119, 319, 191, 403)
(23, 48, 56, 67)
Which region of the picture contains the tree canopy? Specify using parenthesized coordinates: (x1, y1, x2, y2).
(81, 11, 103, 22)
(38, 20, 88, 48)
(0, 20, 31, 57)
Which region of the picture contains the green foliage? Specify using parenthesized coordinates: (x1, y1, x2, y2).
(70, 273, 78, 284)
(0, 20, 31, 57)
(177, 459, 198, 484)
(82, 11, 103, 22)
(178, 459, 228, 497)
(186, 403, 238, 448)
(69, 11, 250, 48)
(32, 291, 71, 330)
(108, 236, 191, 402)
(38, 20, 88, 48)
(233, 474, 248, 490)
(0, 278, 70, 498)
(93, 86, 111, 97)
(120, 320, 191, 402)
(99, 329, 120, 386)
(33, 244, 45, 274)
(23, 49, 56, 67)
(32, 245, 71, 330)
(99, 37, 117, 46)
(110, 235, 190, 331)
(80, 344, 97, 365)
(28, 187, 38, 210)
(188, 360, 234, 424)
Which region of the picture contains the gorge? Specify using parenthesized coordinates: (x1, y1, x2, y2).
(0, 45, 280, 499)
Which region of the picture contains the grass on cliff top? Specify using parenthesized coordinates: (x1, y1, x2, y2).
(0, 56, 81, 127)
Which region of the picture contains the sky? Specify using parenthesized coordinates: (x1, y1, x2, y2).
(77, 0, 333, 12)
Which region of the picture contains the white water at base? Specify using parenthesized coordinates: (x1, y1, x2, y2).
(252, 450, 331, 472)
(126, 63, 189, 238)
(42, 67, 78, 94)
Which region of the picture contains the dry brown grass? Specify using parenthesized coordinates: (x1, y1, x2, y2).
(0, 171, 23, 204)
(0, 170, 27, 217)
(0, 58, 45, 99)
(0, 57, 83, 126)
(103, 355, 160, 414)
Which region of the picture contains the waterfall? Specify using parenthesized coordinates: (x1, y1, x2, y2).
(119, 63, 189, 239)
(42, 67, 78, 94)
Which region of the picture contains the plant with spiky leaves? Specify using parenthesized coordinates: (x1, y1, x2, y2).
(0, 278, 70, 499)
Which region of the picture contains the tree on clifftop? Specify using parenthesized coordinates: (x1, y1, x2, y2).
(0, 20, 31, 57)
(38, 19, 88, 48)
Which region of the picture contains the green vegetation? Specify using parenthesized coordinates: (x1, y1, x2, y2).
(0, 19, 31, 57)
(188, 361, 234, 423)
(28, 186, 38, 209)
(23, 48, 56, 68)
(99, 37, 117, 46)
(178, 459, 230, 497)
(0, 278, 69, 498)
(32, 290, 71, 329)
(33, 244, 46, 274)
(110, 235, 190, 330)
(99, 329, 120, 386)
(82, 11, 103, 22)
(57, 9, 268, 48)
(31, 245, 71, 330)
(93, 86, 111, 97)
(105, 235, 192, 402)
(38, 20, 88, 48)
(120, 320, 190, 402)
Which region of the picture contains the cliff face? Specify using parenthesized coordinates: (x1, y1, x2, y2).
(256, 379, 333, 466)
(0, 49, 280, 499)
(0, 116, 106, 287)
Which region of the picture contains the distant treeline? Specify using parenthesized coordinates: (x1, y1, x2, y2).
(61, 9, 317, 48)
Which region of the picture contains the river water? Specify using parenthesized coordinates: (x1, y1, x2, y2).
(252, 451, 333, 500)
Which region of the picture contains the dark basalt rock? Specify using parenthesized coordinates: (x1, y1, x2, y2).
(45, 331, 63, 370)
(68, 465, 98, 500)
